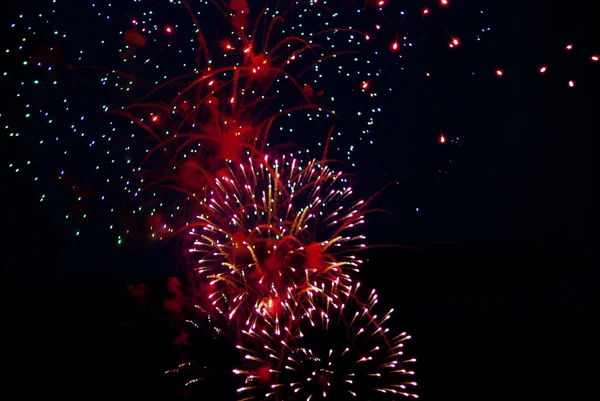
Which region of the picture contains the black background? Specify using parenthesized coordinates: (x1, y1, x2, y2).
(3, 0, 599, 399)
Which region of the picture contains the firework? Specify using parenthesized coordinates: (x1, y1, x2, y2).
(234, 287, 417, 400)
(7, 0, 596, 243)
(106, 0, 394, 231)
(187, 156, 367, 337)
(4, 0, 505, 242)
(3, 0, 400, 243)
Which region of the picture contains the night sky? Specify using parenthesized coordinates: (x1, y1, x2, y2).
(2, 0, 599, 399)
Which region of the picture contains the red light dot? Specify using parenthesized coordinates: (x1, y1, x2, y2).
(165, 26, 173, 34)
(423, 8, 430, 15)
(439, 134, 446, 144)
(539, 66, 547, 73)
(440, 0, 449, 6)
(566, 44, 573, 50)
(365, 34, 370, 41)
(391, 42, 399, 51)
(378, 0, 385, 6)
(151, 115, 159, 123)
(591, 55, 599, 62)
(568, 80, 575, 87)
(376, 24, 381, 30)
(495, 69, 504, 76)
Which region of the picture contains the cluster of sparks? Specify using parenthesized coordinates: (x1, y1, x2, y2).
(4, 0, 403, 242)
(233, 287, 417, 400)
(3, 1, 593, 243)
(188, 156, 366, 337)
(4, 2, 426, 396)
(4, 0, 598, 398)
(3, 1, 599, 243)
(1, 0, 496, 241)
(178, 155, 418, 399)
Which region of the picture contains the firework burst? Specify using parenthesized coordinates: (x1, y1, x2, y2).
(109, 0, 369, 210)
(187, 156, 367, 337)
(234, 287, 417, 400)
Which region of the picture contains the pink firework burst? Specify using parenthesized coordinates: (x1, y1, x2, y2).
(187, 156, 368, 337)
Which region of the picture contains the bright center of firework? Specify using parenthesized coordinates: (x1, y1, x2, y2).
(191, 158, 365, 335)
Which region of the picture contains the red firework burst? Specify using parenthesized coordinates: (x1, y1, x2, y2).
(187, 156, 368, 337)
